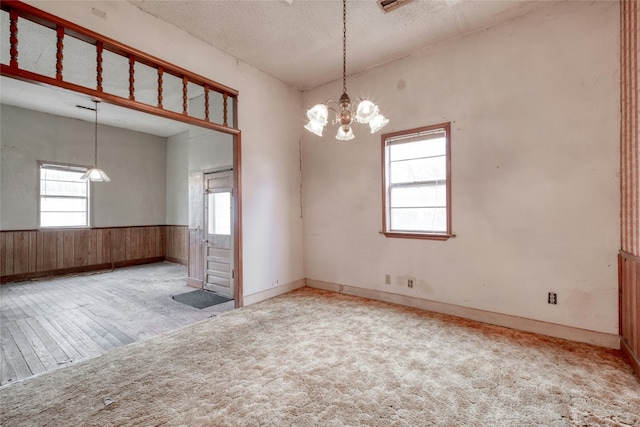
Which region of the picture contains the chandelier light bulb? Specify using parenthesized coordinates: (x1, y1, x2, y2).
(306, 104, 329, 126)
(369, 114, 389, 134)
(355, 100, 379, 124)
(305, 120, 325, 137)
(336, 125, 355, 141)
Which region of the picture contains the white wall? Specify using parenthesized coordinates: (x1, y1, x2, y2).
(23, 1, 305, 298)
(1, 105, 167, 229)
(166, 131, 188, 226)
(302, 1, 620, 334)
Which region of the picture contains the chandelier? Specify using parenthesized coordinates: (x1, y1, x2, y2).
(80, 98, 110, 182)
(304, 0, 388, 140)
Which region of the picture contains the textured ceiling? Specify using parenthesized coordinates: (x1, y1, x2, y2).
(128, 0, 555, 91)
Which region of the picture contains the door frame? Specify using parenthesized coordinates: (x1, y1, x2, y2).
(202, 167, 236, 300)
(204, 155, 244, 308)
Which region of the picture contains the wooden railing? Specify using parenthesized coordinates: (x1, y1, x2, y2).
(0, 0, 239, 135)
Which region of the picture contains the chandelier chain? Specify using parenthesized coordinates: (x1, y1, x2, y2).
(342, 0, 347, 94)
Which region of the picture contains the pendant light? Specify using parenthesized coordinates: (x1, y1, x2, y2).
(80, 98, 110, 182)
(304, 0, 389, 140)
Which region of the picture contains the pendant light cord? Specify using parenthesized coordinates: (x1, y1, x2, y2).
(342, 0, 347, 94)
(94, 101, 98, 167)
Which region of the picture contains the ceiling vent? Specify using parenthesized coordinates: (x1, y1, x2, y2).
(378, 0, 413, 13)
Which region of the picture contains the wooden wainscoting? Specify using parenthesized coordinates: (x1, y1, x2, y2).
(0, 226, 166, 283)
(187, 228, 204, 288)
(620, 251, 640, 377)
(165, 225, 188, 265)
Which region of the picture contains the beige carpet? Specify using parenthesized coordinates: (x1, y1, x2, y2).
(1, 288, 638, 426)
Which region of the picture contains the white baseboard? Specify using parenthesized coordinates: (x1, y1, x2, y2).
(306, 279, 620, 349)
(243, 279, 307, 306)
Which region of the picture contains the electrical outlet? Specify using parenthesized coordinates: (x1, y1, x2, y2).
(408, 279, 414, 288)
(548, 292, 557, 305)
(385, 274, 391, 285)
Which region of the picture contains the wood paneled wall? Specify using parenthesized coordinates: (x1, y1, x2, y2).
(620, 0, 640, 378)
(165, 225, 188, 265)
(620, 253, 640, 375)
(187, 228, 204, 288)
(0, 226, 186, 283)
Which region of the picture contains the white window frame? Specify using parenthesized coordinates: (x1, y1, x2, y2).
(38, 161, 91, 229)
(382, 122, 453, 240)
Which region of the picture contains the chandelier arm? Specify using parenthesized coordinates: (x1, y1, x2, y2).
(325, 99, 339, 109)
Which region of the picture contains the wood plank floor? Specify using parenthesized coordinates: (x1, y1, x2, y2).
(0, 262, 234, 387)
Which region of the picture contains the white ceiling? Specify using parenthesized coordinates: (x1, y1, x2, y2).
(1, 0, 556, 136)
(128, 0, 556, 91)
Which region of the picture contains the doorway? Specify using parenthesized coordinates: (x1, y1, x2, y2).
(203, 170, 235, 299)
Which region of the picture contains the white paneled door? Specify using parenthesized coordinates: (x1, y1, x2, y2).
(203, 170, 234, 298)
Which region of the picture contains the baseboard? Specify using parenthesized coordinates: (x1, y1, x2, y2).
(186, 277, 203, 289)
(243, 279, 306, 306)
(306, 279, 620, 349)
(621, 338, 640, 378)
(165, 256, 187, 266)
(0, 257, 163, 284)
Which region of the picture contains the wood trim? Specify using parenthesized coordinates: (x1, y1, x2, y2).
(620, 0, 640, 256)
(619, 251, 639, 374)
(381, 122, 453, 240)
(307, 279, 621, 349)
(0, 256, 163, 284)
(243, 278, 306, 306)
(381, 231, 455, 241)
(186, 277, 203, 289)
(0, 1, 238, 96)
(234, 132, 244, 308)
(621, 337, 640, 379)
(187, 228, 204, 286)
(1, 65, 239, 136)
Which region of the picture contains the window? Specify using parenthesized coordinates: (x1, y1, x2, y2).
(39, 162, 90, 228)
(207, 191, 231, 235)
(382, 123, 452, 240)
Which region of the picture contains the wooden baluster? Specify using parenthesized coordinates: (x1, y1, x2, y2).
(157, 66, 164, 109)
(182, 76, 188, 115)
(9, 9, 18, 68)
(129, 54, 135, 100)
(223, 93, 228, 127)
(96, 41, 103, 92)
(204, 85, 210, 121)
(56, 26, 64, 80)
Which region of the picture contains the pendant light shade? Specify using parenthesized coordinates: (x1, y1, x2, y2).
(80, 98, 110, 182)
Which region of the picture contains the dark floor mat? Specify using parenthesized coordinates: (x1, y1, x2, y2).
(171, 290, 233, 309)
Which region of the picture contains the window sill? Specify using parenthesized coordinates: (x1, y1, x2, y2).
(381, 231, 455, 241)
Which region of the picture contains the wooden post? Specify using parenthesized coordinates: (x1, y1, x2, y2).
(223, 93, 228, 127)
(157, 66, 164, 109)
(204, 84, 210, 121)
(96, 41, 103, 92)
(128, 54, 135, 100)
(182, 76, 188, 115)
(9, 9, 18, 68)
(56, 26, 64, 80)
